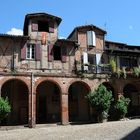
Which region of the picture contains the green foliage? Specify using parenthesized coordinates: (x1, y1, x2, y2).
(86, 84, 114, 112)
(109, 59, 117, 73)
(116, 67, 127, 79)
(122, 67, 127, 79)
(133, 67, 140, 77)
(0, 97, 11, 121)
(114, 96, 130, 119)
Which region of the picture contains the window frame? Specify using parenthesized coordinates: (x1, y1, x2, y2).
(26, 44, 35, 60)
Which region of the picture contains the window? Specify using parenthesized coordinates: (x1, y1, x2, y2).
(53, 45, 61, 60)
(120, 57, 138, 68)
(88, 54, 96, 72)
(26, 44, 35, 59)
(88, 54, 96, 65)
(38, 20, 49, 32)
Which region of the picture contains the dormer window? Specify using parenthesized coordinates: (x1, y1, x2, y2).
(87, 31, 96, 47)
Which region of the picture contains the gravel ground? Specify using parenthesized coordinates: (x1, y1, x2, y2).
(0, 119, 139, 140)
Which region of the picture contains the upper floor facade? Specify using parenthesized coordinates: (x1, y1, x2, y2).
(0, 12, 140, 77)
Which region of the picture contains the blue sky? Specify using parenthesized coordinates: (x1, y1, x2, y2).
(0, 0, 140, 45)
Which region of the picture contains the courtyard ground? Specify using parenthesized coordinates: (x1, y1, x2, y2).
(0, 119, 139, 140)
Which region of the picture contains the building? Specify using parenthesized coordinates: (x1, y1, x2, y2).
(0, 13, 140, 127)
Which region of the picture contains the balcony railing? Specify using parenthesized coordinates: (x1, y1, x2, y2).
(76, 63, 112, 74)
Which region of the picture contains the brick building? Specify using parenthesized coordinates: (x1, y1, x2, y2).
(0, 13, 140, 127)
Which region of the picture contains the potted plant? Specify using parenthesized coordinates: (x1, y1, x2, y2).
(109, 59, 117, 73)
(86, 84, 114, 123)
(114, 96, 130, 120)
(0, 97, 11, 125)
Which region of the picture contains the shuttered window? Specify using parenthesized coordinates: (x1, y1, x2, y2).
(21, 43, 41, 60)
(87, 31, 96, 47)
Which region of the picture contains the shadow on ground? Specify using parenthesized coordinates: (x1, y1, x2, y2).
(121, 127, 140, 140)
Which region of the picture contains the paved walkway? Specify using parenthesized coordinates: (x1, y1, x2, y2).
(0, 119, 140, 140)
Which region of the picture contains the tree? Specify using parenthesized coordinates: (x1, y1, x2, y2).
(0, 97, 11, 123)
(86, 84, 114, 122)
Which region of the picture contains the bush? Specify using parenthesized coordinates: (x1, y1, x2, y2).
(86, 84, 114, 122)
(0, 97, 11, 122)
(114, 96, 130, 119)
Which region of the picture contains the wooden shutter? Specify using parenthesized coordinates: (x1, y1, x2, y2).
(96, 53, 101, 73)
(83, 52, 88, 71)
(87, 31, 92, 46)
(48, 45, 53, 62)
(49, 22, 54, 33)
(61, 47, 67, 63)
(87, 31, 96, 46)
(92, 31, 96, 46)
(21, 43, 27, 60)
(96, 53, 101, 65)
(35, 44, 41, 61)
(32, 22, 38, 31)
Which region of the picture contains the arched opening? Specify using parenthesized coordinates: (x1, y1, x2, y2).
(36, 81, 61, 124)
(68, 81, 90, 122)
(123, 84, 140, 117)
(1, 79, 29, 125)
(102, 82, 115, 99)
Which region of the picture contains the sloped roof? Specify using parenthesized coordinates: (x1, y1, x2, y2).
(68, 24, 106, 39)
(0, 33, 29, 39)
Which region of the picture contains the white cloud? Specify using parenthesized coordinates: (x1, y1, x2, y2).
(59, 36, 66, 39)
(7, 28, 23, 35)
(129, 25, 133, 30)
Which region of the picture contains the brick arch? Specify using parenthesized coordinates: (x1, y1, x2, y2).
(34, 77, 62, 94)
(101, 81, 116, 97)
(0, 77, 30, 94)
(101, 82, 114, 90)
(123, 83, 138, 92)
(123, 83, 138, 94)
(66, 80, 92, 94)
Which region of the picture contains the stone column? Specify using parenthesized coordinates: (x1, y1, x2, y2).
(29, 92, 36, 128)
(61, 93, 69, 125)
(28, 73, 36, 128)
(114, 80, 124, 100)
